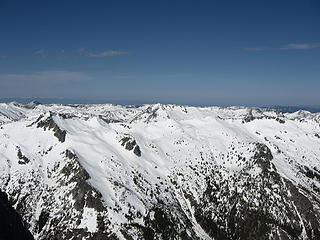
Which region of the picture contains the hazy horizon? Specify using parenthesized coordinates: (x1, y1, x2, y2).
(1, 97, 320, 113)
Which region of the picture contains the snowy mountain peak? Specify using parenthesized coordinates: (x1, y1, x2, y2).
(0, 102, 320, 239)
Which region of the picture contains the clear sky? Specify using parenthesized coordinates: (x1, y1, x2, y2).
(0, 0, 319, 106)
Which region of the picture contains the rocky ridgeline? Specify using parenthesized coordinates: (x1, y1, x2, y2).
(120, 136, 141, 157)
(4, 148, 114, 240)
(192, 143, 320, 239)
(36, 114, 66, 143)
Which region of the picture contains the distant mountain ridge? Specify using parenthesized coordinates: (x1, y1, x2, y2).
(1, 97, 319, 113)
(271, 105, 320, 113)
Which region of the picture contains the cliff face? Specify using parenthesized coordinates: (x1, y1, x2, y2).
(0, 190, 34, 240)
(0, 103, 320, 239)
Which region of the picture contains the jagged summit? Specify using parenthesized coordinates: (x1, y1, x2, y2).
(0, 102, 319, 239)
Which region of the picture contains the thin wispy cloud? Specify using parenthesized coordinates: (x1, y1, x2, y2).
(281, 42, 320, 50)
(88, 50, 129, 57)
(0, 55, 7, 59)
(31, 48, 129, 58)
(34, 49, 47, 58)
(245, 42, 320, 51)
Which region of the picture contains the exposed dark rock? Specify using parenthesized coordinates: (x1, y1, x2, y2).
(120, 137, 141, 157)
(133, 146, 141, 157)
(99, 115, 121, 124)
(0, 190, 34, 240)
(242, 111, 285, 124)
(62, 150, 105, 211)
(17, 148, 30, 164)
(139, 204, 196, 240)
(65, 149, 78, 161)
(285, 179, 320, 239)
(121, 137, 130, 146)
(275, 117, 285, 124)
(37, 115, 66, 142)
(301, 166, 320, 182)
(26, 115, 44, 127)
(243, 115, 255, 123)
(125, 140, 136, 151)
(58, 113, 75, 119)
(253, 143, 273, 171)
(37, 211, 49, 233)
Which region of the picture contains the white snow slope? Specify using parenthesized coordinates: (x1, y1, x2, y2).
(0, 102, 320, 240)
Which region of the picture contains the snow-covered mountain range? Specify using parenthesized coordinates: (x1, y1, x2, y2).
(0, 102, 320, 239)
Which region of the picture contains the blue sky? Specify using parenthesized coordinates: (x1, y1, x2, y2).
(0, 0, 319, 106)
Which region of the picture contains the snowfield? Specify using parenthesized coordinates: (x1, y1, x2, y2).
(0, 102, 320, 239)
